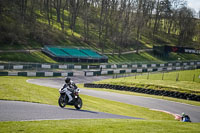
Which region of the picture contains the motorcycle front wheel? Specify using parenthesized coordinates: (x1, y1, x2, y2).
(74, 97, 82, 110)
(58, 95, 66, 108)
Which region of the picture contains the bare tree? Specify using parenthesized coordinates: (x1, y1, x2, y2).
(69, 0, 82, 32)
(98, 0, 115, 53)
(83, 0, 90, 42)
(44, 0, 51, 26)
(198, 10, 200, 18)
(165, 0, 186, 35)
(108, 0, 120, 55)
(177, 6, 196, 46)
(53, 0, 61, 23)
(20, 0, 28, 24)
(153, 0, 164, 36)
(60, 0, 68, 31)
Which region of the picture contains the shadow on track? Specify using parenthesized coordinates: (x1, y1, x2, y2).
(64, 108, 98, 114)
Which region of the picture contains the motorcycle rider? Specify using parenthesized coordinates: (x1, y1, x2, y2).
(61, 77, 78, 103)
(181, 112, 191, 122)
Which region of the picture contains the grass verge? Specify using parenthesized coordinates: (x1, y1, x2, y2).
(0, 51, 57, 63)
(95, 70, 200, 95)
(1, 119, 200, 133)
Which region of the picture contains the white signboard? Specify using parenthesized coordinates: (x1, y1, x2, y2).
(13, 65, 23, 69)
(45, 72, 53, 77)
(132, 65, 137, 68)
(142, 64, 147, 68)
(100, 65, 106, 69)
(59, 65, 67, 69)
(27, 72, 36, 76)
(42, 64, 51, 69)
(0, 66, 4, 69)
(74, 65, 82, 69)
(122, 65, 128, 68)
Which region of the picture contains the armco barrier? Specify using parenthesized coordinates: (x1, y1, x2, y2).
(84, 83, 200, 102)
(0, 61, 200, 70)
(0, 71, 73, 77)
(84, 65, 199, 76)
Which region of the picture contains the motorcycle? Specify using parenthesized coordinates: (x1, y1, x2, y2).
(58, 87, 83, 110)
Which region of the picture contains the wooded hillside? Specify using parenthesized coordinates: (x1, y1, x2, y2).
(0, 0, 200, 55)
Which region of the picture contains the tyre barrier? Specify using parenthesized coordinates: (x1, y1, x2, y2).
(84, 83, 200, 102)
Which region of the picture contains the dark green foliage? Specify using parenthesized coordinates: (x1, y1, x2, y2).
(0, 0, 199, 55)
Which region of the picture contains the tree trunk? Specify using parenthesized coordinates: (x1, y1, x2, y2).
(153, 0, 160, 37)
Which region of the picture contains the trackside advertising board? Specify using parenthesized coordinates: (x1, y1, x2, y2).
(153, 45, 200, 55)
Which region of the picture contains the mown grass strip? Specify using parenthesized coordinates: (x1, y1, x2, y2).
(1, 119, 200, 133)
(95, 70, 200, 95)
(0, 51, 57, 63)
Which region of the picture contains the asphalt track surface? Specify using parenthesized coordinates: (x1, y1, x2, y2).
(27, 76, 200, 122)
(0, 75, 141, 121)
(0, 100, 138, 121)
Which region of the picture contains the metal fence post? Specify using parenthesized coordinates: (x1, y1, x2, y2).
(162, 72, 164, 80)
(176, 73, 179, 81)
(193, 74, 195, 82)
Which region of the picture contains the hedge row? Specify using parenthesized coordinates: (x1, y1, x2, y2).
(84, 83, 200, 102)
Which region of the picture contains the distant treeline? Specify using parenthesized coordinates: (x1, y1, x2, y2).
(0, 0, 200, 53)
